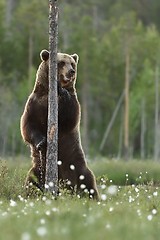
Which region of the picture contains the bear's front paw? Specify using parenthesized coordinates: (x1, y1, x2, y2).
(36, 138, 46, 151)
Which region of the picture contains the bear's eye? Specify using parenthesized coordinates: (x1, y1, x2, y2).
(58, 61, 65, 67)
(71, 63, 75, 69)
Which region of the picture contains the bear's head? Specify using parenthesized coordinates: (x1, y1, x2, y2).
(40, 49, 79, 89)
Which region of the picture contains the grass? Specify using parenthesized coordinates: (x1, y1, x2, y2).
(90, 158, 160, 185)
(0, 157, 160, 240)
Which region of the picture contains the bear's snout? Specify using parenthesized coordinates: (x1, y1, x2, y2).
(67, 69, 75, 78)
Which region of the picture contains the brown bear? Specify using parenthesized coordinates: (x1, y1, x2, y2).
(20, 49, 99, 200)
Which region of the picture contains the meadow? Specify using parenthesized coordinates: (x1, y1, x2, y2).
(0, 157, 160, 240)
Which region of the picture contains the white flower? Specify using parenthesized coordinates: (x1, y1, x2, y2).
(129, 196, 135, 203)
(40, 218, 46, 224)
(108, 185, 118, 195)
(36, 226, 47, 237)
(84, 189, 89, 193)
(67, 180, 71, 185)
(135, 187, 139, 193)
(101, 194, 107, 201)
(105, 223, 111, 229)
(45, 200, 51, 205)
(137, 209, 141, 216)
(42, 196, 47, 201)
(153, 191, 158, 196)
(29, 202, 34, 207)
(2, 212, 8, 217)
(45, 210, 51, 216)
(80, 184, 86, 189)
(10, 200, 17, 207)
(18, 195, 24, 202)
(52, 207, 59, 212)
(79, 175, 85, 180)
(70, 164, 75, 170)
(49, 182, 54, 187)
(152, 209, 157, 215)
(109, 207, 114, 212)
(44, 184, 49, 189)
(101, 184, 106, 190)
(147, 215, 153, 221)
(21, 232, 31, 240)
(90, 189, 95, 194)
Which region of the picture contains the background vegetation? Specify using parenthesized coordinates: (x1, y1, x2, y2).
(1, 2, 160, 239)
(1, 0, 160, 160)
(0, 159, 160, 240)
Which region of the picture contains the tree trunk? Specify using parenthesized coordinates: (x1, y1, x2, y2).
(117, 108, 124, 159)
(28, 30, 33, 92)
(99, 91, 124, 152)
(81, 80, 89, 155)
(5, 0, 16, 27)
(92, 5, 98, 32)
(60, 3, 69, 50)
(81, 37, 89, 155)
(124, 40, 130, 161)
(140, 98, 146, 159)
(154, 64, 160, 161)
(45, 0, 58, 195)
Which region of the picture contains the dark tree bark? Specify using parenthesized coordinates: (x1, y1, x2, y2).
(45, 0, 58, 195)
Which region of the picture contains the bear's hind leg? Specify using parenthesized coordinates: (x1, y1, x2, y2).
(25, 147, 46, 192)
(77, 167, 99, 200)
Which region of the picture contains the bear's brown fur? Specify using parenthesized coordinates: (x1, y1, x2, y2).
(20, 50, 99, 199)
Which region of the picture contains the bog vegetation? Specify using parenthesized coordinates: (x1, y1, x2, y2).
(0, 159, 160, 240)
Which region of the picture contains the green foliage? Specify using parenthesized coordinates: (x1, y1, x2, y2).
(0, 159, 27, 199)
(91, 158, 160, 185)
(1, 157, 160, 199)
(1, 0, 160, 157)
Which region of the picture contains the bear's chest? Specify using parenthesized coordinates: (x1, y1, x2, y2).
(58, 96, 80, 133)
(28, 94, 48, 125)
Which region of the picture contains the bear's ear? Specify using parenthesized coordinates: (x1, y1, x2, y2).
(40, 50, 49, 61)
(71, 54, 79, 64)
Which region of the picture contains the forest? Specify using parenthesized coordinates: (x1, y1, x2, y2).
(1, 0, 160, 160)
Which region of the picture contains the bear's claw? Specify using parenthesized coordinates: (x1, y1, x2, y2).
(36, 137, 46, 151)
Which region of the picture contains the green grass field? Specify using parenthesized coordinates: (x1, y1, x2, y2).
(0, 158, 160, 240)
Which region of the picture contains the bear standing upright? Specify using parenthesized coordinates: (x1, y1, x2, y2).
(20, 49, 99, 199)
